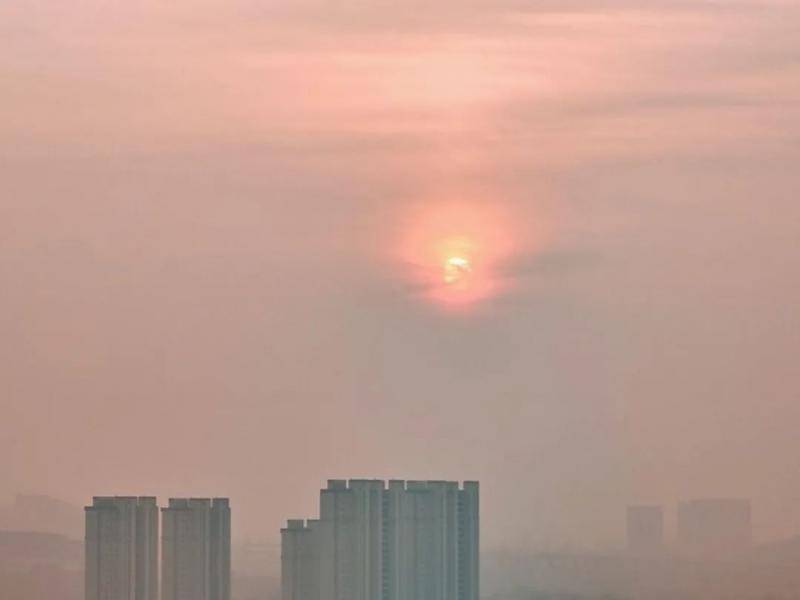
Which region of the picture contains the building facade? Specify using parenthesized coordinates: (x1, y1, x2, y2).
(282, 480, 479, 600)
(626, 505, 664, 554)
(161, 497, 231, 600)
(677, 498, 752, 556)
(84, 496, 158, 600)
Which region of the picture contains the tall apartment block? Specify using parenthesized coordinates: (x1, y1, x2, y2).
(84, 496, 158, 600)
(282, 479, 479, 600)
(161, 497, 231, 600)
(626, 505, 664, 554)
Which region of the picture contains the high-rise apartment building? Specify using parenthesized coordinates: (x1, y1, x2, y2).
(282, 520, 317, 600)
(281, 479, 479, 600)
(162, 497, 231, 600)
(84, 496, 158, 600)
(209, 498, 232, 600)
(626, 505, 664, 554)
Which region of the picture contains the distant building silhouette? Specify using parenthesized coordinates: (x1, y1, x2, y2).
(677, 498, 752, 556)
(281, 479, 479, 600)
(1, 494, 84, 539)
(626, 505, 664, 554)
(161, 498, 231, 600)
(84, 496, 158, 600)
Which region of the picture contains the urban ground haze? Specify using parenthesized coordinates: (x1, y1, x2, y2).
(2, 0, 800, 599)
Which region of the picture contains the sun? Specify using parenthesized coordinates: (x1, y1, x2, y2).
(443, 256, 472, 285)
(396, 198, 536, 310)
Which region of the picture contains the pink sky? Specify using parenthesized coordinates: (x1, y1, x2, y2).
(2, 0, 800, 549)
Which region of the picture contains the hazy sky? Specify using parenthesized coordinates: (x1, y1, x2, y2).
(2, 0, 800, 550)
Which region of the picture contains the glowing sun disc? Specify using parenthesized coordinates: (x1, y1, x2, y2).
(444, 256, 472, 284)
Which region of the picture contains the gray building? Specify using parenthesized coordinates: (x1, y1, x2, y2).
(282, 479, 479, 600)
(626, 505, 664, 554)
(84, 496, 158, 600)
(281, 520, 317, 600)
(677, 498, 752, 556)
(162, 497, 231, 600)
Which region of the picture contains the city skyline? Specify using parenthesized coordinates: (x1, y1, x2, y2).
(7, 487, 798, 600)
(3, 0, 800, 598)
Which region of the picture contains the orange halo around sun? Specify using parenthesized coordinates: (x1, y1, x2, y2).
(398, 200, 521, 309)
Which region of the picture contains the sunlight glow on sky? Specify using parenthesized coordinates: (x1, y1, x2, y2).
(398, 200, 526, 309)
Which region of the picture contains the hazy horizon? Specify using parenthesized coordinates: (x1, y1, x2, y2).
(3, 0, 800, 556)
